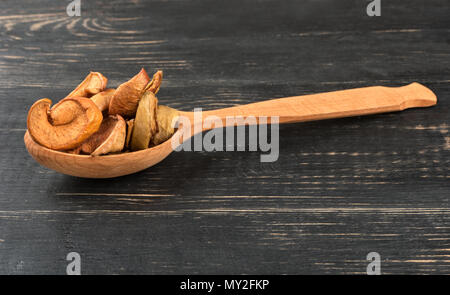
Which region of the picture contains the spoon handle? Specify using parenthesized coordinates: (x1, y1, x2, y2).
(194, 82, 436, 127)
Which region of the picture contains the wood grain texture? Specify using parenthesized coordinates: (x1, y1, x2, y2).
(0, 0, 449, 274)
(188, 82, 438, 126)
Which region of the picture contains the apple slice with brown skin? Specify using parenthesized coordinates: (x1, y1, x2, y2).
(90, 88, 115, 112)
(50, 72, 108, 117)
(66, 72, 108, 99)
(146, 70, 163, 94)
(108, 68, 150, 117)
(80, 115, 126, 156)
(27, 97, 103, 150)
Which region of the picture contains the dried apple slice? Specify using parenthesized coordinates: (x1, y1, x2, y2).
(108, 68, 150, 117)
(130, 91, 158, 151)
(66, 72, 108, 99)
(80, 115, 126, 156)
(125, 119, 134, 149)
(27, 97, 103, 150)
(151, 105, 179, 145)
(145, 70, 163, 94)
(90, 88, 115, 112)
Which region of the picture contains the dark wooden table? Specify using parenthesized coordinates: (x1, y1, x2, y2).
(0, 0, 448, 274)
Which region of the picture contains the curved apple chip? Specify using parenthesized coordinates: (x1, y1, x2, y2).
(66, 72, 108, 99)
(130, 91, 158, 151)
(152, 105, 179, 145)
(90, 88, 115, 112)
(27, 97, 103, 150)
(80, 115, 126, 156)
(108, 68, 150, 117)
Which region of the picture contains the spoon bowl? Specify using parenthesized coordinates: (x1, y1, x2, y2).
(24, 130, 178, 178)
(24, 83, 437, 178)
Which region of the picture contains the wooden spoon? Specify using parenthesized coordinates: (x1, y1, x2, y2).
(24, 82, 437, 178)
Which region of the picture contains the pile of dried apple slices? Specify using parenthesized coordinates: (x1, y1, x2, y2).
(27, 68, 178, 155)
